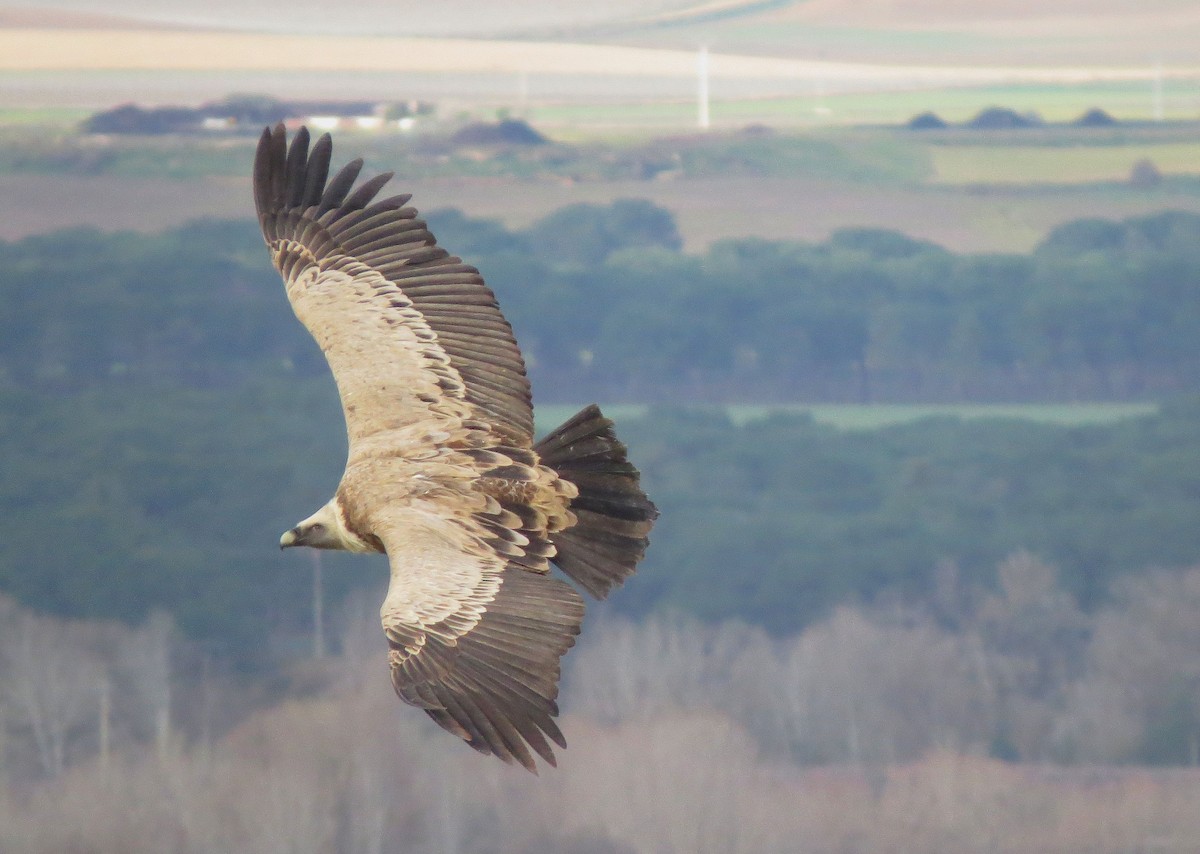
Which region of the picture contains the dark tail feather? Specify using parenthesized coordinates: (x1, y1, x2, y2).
(534, 405, 658, 599)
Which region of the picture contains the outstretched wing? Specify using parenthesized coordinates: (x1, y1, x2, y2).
(376, 506, 584, 773)
(253, 123, 534, 446)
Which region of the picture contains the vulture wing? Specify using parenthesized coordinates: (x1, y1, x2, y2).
(253, 123, 534, 446)
(375, 505, 585, 772)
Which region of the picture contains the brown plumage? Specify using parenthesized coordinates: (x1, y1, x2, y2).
(254, 124, 658, 772)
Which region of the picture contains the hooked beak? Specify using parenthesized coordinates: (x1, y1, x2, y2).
(280, 528, 300, 550)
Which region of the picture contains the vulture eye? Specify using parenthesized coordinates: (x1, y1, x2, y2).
(309, 523, 326, 536)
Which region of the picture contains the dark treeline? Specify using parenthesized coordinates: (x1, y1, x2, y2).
(623, 399, 1200, 632)
(3, 204, 1200, 402)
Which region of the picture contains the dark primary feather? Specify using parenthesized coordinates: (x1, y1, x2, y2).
(316, 157, 364, 215)
(300, 133, 331, 207)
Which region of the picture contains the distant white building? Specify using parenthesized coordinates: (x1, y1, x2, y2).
(201, 116, 235, 131)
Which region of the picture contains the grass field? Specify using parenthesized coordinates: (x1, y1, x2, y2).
(532, 77, 1200, 131)
(931, 142, 1200, 185)
(807, 81, 1200, 126)
(533, 402, 1159, 433)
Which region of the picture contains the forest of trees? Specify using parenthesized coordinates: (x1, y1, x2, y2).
(3, 383, 1200, 660)
(2, 204, 1200, 652)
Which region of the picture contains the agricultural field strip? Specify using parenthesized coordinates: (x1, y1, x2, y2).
(533, 403, 1158, 432)
(2, 28, 1200, 86)
(931, 142, 1200, 185)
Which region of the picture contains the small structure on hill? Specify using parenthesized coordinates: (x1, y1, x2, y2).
(1129, 158, 1163, 188)
(1074, 107, 1119, 127)
(965, 107, 1044, 129)
(450, 118, 548, 146)
(740, 123, 775, 137)
(907, 111, 948, 130)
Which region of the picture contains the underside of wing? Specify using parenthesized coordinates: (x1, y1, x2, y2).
(378, 510, 584, 772)
(253, 123, 534, 444)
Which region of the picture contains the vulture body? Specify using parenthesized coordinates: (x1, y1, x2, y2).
(253, 124, 657, 772)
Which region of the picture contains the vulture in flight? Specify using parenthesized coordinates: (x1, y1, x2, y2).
(254, 124, 657, 772)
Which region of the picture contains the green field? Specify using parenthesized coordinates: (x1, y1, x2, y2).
(2, 79, 1188, 137)
(534, 402, 1159, 433)
(534, 80, 1200, 132)
(805, 81, 1199, 126)
(930, 141, 1200, 185)
(0, 107, 92, 126)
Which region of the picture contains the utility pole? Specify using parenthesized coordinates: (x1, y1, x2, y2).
(311, 549, 325, 659)
(1153, 62, 1164, 121)
(98, 678, 110, 770)
(518, 68, 530, 118)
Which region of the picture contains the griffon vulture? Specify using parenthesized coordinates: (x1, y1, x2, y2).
(254, 124, 658, 772)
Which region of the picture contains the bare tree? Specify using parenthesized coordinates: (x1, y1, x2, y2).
(568, 607, 999, 766)
(977, 551, 1089, 698)
(779, 606, 996, 764)
(1064, 565, 1200, 763)
(969, 551, 1090, 760)
(565, 615, 714, 724)
(566, 613, 782, 741)
(0, 600, 107, 777)
(497, 713, 766, 854)
(116, 610, 175, 758)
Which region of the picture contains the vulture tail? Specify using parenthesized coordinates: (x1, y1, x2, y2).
(534, 405, 658, 600)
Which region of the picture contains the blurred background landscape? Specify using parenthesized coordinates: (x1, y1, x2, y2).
(2, 1, 1200, 851)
